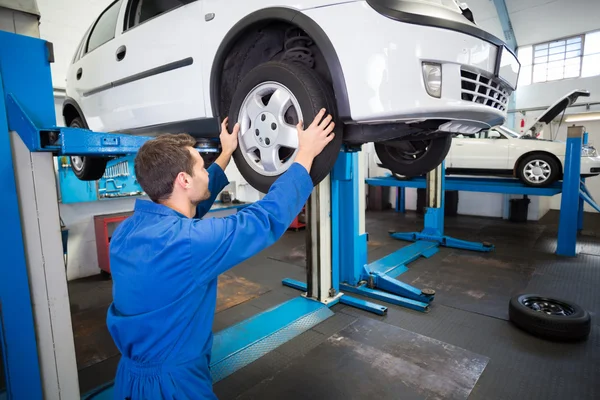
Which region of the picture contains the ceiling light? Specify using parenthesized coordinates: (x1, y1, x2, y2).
(565, 112, 600, 123)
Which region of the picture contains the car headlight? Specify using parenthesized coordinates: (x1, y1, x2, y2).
(582, 146, 598, 157)
(422, 63, 442, 98)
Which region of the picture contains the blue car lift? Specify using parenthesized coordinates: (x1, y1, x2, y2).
(283, 148, 438, 313)
(0, 31, 339, 399)
(367, 127, 600, 258)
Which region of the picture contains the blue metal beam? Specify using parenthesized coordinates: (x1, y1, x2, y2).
(492, 0, 517, 51)
(0, 30, 46, 400)
(366, 176, 563, 196)
(282, 279, 388, 315)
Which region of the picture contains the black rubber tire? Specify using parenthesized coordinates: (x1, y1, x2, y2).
(509, 294, 591, 342)
(374, 135, 452, 177)
(69, 117, 108, 181)
(228, 61, 342, 193)
(516, 153, 560, 188)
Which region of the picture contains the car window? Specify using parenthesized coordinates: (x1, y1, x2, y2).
(124, 0, 193, 30)
(454, 133, 480, 139)
(86, 0, 123, 54)
(483, 129, 505, 139)
(72, 25, 92, 63)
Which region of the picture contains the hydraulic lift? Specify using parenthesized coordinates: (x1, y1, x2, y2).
(366, 127, 600, 258)
(0, 30, 421, 399)
(5, 28, 597, 400)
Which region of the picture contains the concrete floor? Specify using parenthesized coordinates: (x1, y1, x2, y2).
(69, 209, 600, 399)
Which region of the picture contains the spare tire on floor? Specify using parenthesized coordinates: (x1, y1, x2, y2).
(508, 294, 591, 342)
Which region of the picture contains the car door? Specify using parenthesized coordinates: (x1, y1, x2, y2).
(98, 0, 206, 134)
(74, 0, 127, 132)
(449, 129, 510, 170)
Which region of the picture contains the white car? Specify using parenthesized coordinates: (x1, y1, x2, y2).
(63, 0, 519, 192)
(446, 90, 600, 187)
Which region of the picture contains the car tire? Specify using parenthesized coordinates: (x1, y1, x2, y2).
(374, 135, 452, 177)
(69, 117, 108, 181)
(509, 294, 591, 342)
(228, 61, 342, 193)
(516, 153, 560, 187)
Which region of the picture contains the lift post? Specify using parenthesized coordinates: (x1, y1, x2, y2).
(284, 147, 436, 313)
(389, 161, 494, 252)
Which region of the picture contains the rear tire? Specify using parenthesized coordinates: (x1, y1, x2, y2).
(69, 117, 108, 181)
(375, 135, 452, 177)
(228, 61, 342, 194)
(516, 153, 560, 187)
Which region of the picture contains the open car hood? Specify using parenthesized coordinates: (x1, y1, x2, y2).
(524, 89, 591, 137)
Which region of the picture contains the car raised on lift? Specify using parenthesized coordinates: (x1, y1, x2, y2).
(63, 0, 520, 193)
(445, 89, 600, 187)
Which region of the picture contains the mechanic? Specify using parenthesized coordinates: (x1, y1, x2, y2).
(106, 109, 336, 399)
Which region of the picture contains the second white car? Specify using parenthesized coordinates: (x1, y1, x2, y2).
(446, 90, 600, 187)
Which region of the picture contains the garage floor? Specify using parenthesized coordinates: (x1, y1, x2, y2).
(69, 210, 600, 399)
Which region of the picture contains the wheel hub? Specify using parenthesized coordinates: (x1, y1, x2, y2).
(523, 298, 574, 316)
(237, 81, 302, 176)
(253, 112, 279, 149)
(524, 160, 551, 183)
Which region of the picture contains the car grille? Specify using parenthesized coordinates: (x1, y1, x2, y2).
(460, 69, 511, 112)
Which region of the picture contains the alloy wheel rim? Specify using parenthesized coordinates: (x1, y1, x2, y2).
(524, 160, 551, 184)
(237, 82, 303, 176)
(522, 297, 574, 316)
(71, 156, 84, 171)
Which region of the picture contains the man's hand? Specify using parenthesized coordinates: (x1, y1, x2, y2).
(220, 117, 239, 156)
(215, 117, 240, 171)
(295, 108, 336, 173)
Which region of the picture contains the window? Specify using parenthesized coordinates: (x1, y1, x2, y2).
(532, 36, 582, 83)
(125, 0, 192, 30)
(86, 0, 123, 54)
(517, 30, 600, 86)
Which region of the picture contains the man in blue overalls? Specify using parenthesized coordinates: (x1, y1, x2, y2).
(107, 109, 336, 399)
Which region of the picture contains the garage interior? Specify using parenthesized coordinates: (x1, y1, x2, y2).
(2, 0, 600, 400)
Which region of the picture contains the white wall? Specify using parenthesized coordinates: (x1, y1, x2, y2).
(506, 0, 600, 47)
(37, 0, 113, 89)
(466, 0, 506, 40)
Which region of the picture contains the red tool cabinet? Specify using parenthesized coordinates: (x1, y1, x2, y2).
(94, 211, 133, 274)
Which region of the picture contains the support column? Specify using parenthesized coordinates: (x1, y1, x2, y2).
(306, 176, 334, 302)
(557, 126, 584, 256)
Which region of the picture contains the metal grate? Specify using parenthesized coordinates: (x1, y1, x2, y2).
(460, 69, 511, 112)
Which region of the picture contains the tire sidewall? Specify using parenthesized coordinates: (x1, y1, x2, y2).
(228, 61, 341, 193)
(509, 294, 591, 341)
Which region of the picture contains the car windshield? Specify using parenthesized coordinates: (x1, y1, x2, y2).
(497, 126, 521, 138)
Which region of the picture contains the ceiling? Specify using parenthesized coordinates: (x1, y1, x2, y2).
(469, 0, 600, 47)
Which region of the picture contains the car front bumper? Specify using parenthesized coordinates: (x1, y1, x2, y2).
(580, 156, 600, 175)
(304, 1, 516, 130)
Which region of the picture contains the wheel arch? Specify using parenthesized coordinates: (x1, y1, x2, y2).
(62, 97, 87, 127)
(209, 7, 350, 120)
(514, 151, 564, 177)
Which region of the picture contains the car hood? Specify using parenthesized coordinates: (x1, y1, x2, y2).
(524, 89, 591, 137)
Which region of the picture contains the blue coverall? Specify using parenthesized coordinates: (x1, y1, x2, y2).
(106, 162, 313, 399)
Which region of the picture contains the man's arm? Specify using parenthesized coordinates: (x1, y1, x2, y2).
(194, 163, 230, 219)
(194, 118, 239, 218)
(189, 109, 335, 284)
(189, 162, 313, 283)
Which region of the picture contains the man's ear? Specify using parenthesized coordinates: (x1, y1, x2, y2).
(175, 172, 191, 189)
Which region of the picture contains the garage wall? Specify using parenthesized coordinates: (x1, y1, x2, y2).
(37, 0, 112, 89)
(462, 0, 505, 40)
(506, 0, 600, 47)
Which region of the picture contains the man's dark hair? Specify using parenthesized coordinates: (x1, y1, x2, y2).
(135, 133, 197, 202)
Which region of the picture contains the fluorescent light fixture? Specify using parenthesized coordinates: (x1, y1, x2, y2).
(565, 112, 600, 123)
